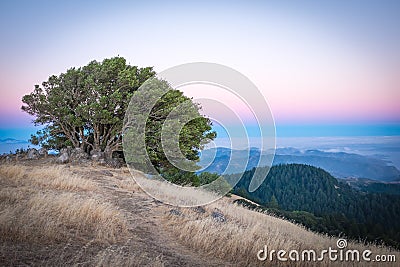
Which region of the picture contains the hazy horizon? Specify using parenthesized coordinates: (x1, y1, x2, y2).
(2, 131, 399, 171)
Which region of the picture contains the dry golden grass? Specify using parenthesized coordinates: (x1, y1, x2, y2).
(129, 170, 223, 206)
(0, 164, 96, 191)
(108, 169, 142, 192)
(93, 248, 165, 267)
(0, 164, 128, 245)
(0, 191, 128, 244)
(164, 199, 400, 266)
(0, 163, 177, 266)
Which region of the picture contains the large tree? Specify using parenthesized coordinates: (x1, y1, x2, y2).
(22, 57, 216, 184)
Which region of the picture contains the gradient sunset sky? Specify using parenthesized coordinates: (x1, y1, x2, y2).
(0, 0, 399, 140)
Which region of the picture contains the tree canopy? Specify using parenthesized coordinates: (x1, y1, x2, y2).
(22, 57, 155, 153)
(122, 77, 216, 184)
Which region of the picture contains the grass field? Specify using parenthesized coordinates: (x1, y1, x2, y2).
(0, 161, 398, 266)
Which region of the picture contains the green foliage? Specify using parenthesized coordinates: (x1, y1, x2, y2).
(198, 172, 220, 185)
(267, 195, 279, 209)
(159, 170, 231, 193)
(201, 173, 232, 195)
(29, 124, 71, 150)
(230, 164, 400, 249)
(143, 86, 216, 180)
(122, 77, 216, 184)
(22, 57, 155, 154)
(163, 170, 200, 186)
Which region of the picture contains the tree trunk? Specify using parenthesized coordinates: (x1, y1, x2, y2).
(104, 147, 113, 160)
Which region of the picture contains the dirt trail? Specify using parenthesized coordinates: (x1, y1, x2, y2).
(79, 167, 232, 266)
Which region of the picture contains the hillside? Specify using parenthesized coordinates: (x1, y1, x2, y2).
(1, 161, 399, 266)
(228, 164, 400, 248)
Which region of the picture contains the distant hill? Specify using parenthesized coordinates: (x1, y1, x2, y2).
(198, 147, 400, 181)
(273, 148, 400, 181)
(0, 138, 28, 144)
(0, 138, 31, 154)
(227, 164, 400, 248)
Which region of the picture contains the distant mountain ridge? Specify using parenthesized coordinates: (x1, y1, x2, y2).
(198, 147, 400, 182)
(0, 138, 31, 154)
(0, 138, 28, 144)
